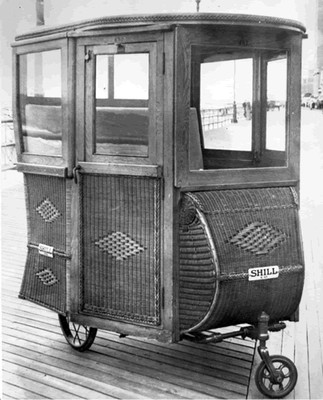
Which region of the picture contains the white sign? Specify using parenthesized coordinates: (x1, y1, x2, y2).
(38, 243, 54, 258)
(248, 266, 279, 281)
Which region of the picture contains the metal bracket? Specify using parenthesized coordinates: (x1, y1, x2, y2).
(181, 313, 286, 346)
(256, 312, 286, 384)
(72, 165, 82, 184)
(84, 50, 92, 62)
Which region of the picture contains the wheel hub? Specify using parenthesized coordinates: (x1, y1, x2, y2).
(271, 371, 284, 384)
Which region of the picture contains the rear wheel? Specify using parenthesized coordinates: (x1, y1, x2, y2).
(58, 314, 97, 352)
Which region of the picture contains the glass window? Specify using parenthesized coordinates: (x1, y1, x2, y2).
(190, 46, 288, 170)
(19, 49, 62, 156)
(94, 52, 150, 157)
(96, 55, 109, 99)
(200, 58, 253, 152)
(114, 54, 149, 100)
(266, 55, 287, 152)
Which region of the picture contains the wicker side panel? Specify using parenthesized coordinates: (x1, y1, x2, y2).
(186, 187, 304, 329)
(24, 174, 67, 251)
(19, 247, 66, 313)
(81, 174, 161, 326)
(179, 219, 217, 331)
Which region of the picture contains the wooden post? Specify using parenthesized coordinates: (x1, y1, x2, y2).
(34, 0, 44, 96)
(36, 0, 44, 26)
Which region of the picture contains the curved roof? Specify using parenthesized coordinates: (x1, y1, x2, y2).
(15, 12, 306, 41)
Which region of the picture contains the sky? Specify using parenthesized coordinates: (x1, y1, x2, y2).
(0, 0, 318, 107)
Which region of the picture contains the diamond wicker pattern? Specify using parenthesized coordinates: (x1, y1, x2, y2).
(19, 175, 67, 314)
(36, 198, 61, 223)
(179, 187, 304, 331)
(81, 174, 161, 325)
(36, 268, 59, 286)
(19, 246, 66, 313)
(229, 221, 286, 255)
(95, 232, 145, 260)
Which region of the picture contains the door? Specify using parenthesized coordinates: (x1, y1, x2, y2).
(14, 39, 73, 314)
(72, 34, 165, 331)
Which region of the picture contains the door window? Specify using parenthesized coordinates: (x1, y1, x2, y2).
(18, 49, 63, 156)
(86, 42, 156, 160)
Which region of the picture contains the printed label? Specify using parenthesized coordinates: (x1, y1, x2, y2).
(248, 265, 279, 281)
(38, 243, 54, 258)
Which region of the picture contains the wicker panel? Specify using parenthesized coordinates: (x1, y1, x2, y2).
(80, 174, 161, 326)
(179, 187, 304, 332)
(24, 174, 67, 251)
(179, 219, 217, 331)
(19, 247, 66, 313)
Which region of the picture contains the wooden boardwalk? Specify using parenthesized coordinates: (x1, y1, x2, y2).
(2, 172, 256, 400)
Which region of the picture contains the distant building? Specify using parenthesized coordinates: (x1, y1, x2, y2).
(316, 0, 323, 94)
(302, 0, 323, 96)
(302, 69, 315, 94)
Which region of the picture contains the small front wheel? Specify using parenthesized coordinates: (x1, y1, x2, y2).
(255, 355, 298, 398)
(58, 314, 97, 352)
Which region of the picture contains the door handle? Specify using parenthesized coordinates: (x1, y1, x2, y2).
(72, 165, 82, 184)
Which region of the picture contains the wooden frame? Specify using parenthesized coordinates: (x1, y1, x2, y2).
(76, 31, 164, 167)
(12, 38, 75, 175)
(85, 42, 156, 161)
(174, 26, 303, 191)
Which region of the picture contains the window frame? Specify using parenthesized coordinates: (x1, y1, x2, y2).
(192, 46, 289, 170)
(174, 26, 301, 190)
(83, 40, 158, 164)
(13, 38, 71, 171)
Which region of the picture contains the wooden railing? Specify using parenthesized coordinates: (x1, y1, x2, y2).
(201, 105, 248, 130)
(1, 108, 16, 170)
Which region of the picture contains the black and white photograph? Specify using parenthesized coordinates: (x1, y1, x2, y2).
(1, 1, 322, 399)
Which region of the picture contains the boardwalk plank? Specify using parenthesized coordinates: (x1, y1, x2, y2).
(3, 322, 248, 397)
(294, 291, 310, 400)
(3, 327, 241, 399)
(3, 306, 252, 376)
(3, 350, 163, 400)
(3, 357, 116, 400)
(3, 343, 205, 400)
(2, 370, 83, 400)
(1, 381, 45, 400)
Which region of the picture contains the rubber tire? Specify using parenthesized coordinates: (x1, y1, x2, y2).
(255, 355, 298, 399)
(58, 314, 97, 352)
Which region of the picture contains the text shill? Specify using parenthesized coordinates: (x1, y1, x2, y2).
(248, 266, 280, 281)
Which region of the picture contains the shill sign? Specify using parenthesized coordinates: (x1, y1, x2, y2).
(248, 266, 280, 281)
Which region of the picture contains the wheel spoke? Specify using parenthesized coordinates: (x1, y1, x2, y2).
(59, 314, 97, 352)
(282, 367, 292, 378)
(72, 322, 83, 345)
